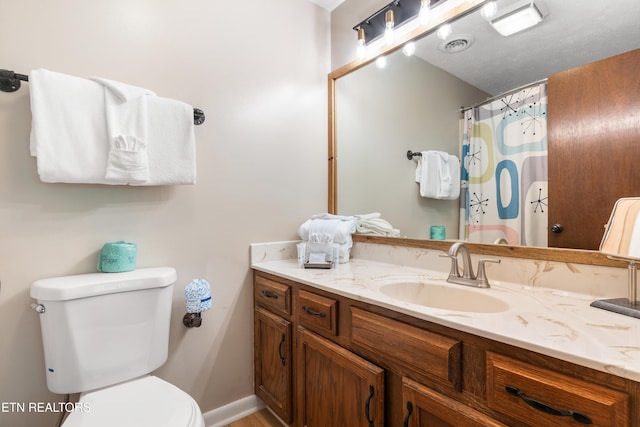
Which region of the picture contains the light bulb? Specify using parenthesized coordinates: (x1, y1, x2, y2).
(419, 0, 430, 25)
(481, 1, 498, 20)
(356, 28, 366, 60)
(384, 9, 395, 45)
(375, 56, 387, 69)
(436, 23, 452, 40)
(402, 42, 416, 56)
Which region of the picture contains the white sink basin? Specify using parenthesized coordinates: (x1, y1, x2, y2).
(378, 281, 509, 313)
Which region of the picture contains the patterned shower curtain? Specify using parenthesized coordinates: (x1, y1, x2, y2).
(459, 82, 548, 246)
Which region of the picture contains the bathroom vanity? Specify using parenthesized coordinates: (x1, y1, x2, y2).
(251, 242, 640, 426)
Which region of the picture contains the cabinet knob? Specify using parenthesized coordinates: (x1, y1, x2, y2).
(550, 224, 564, 233)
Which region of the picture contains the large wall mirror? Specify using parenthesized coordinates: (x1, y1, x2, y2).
(329, 0, 639, 266)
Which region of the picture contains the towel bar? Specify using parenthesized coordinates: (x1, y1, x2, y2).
(407, 150, 423, 160)
(0, 69, 205, 125)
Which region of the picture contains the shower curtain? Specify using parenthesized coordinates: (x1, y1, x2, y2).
(460, 82, 548, 246)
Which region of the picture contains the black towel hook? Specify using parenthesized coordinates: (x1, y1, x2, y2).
(0, 69, 205, 125)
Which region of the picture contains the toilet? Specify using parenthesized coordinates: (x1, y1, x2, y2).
(30, 267, 205, 427)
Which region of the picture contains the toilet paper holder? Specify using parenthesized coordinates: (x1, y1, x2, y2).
(183, 278, 212, 328)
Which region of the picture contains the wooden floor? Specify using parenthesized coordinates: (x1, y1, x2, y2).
(225, 409, 284, 427)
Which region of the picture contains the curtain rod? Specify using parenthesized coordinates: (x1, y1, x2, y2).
(459, 78, 548, 113)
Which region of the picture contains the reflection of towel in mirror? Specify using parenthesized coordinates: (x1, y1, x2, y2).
(415, 151, 460, 199)
(354, 213, 400, 237)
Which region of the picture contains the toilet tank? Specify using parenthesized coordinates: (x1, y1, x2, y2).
(30, 267, 177, 394)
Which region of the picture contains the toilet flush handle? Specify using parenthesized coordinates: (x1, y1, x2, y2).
(30, 303, 46, 314)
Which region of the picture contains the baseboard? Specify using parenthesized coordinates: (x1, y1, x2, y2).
(204, 394, 265, 427)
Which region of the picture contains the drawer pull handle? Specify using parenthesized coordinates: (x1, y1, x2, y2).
(505, 385, 592, 424)
(261, 290, 279, 299)
(402, 401, 413, 427)
(278, 333, 286, 366)
(302, 306, 326, 317)
(364, 384, 375, 427)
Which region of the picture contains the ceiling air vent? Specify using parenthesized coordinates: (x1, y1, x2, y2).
(439, 34, 474, 53)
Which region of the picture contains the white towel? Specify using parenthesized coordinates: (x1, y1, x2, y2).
(93, 78, 196, 185)
(414, 151, 460, 199)
(298, 215, 357, 244)
(29, 68, 196, 185)
(138, 95, 196, 185)
(29, 69, 110, 183)
(91, 77, 154, 184)
(354, 213, 400, 236)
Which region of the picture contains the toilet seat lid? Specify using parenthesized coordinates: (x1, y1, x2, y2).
(63, 376, 204, 427)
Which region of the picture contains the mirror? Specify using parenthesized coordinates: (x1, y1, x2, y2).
(330, 0, 640, 254)
(600, 198, 640, 261)
(592, 197, 640, 317)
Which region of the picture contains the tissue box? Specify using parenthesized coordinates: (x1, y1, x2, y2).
(97, 241, 137, 273)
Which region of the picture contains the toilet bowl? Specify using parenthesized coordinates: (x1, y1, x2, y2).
(63, 376, 204, 427)
(30, 267, 205, 427)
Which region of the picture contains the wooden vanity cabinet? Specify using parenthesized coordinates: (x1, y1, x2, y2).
(254, 275, 293, 423)
(401, 377, 508, 427)
(253, 271, 638, 426)
(297, 327, 385, 427)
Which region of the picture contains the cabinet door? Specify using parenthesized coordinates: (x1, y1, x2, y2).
(255, 307, 292, 423)
(402, 377, 507, 427)
(298, 327, 384, 427)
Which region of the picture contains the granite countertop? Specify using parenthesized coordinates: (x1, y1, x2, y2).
(252, 256, 640, 382)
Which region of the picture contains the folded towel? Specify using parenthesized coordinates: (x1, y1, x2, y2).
(92, 77, 154, 184)
(105, 135, 149, 183)
(414, 151, 460, 199)
(354, 213, 401, 236)
(93, 78, 196, 185)
(298, 214, 357, 244)
(142, 96, 196, 185)
(29, 69, 110, 183)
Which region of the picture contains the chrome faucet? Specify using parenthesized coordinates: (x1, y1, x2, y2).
(440, 242, 500, 288)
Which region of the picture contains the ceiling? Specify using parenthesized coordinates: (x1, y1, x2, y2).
(309, 0, 345, 11)
(413, 0, 640, 95)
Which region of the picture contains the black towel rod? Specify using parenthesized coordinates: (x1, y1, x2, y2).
(407, 150, 422, 160)
(0, 69, 205, 125)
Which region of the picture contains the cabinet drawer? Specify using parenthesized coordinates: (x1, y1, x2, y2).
(351, 307, 461, 390)
(254, 275, 291, 316)
(402, 377, 508, 427)
(486, 352, 629, 427)
(297, 289, 338, 335)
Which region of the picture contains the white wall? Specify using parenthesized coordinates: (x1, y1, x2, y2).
(0, 1, 329, 426)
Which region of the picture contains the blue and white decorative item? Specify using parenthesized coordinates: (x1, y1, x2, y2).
(183, 278, 212, 328)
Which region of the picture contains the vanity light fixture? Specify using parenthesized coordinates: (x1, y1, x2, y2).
(352, 0, 426, 48)
(384, 9, 396, 44)
(419, 0, 430, 25)
(490, 0, 548, 36)
(356, 28, 367, 59)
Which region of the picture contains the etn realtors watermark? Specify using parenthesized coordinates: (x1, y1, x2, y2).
(1, 401, 90, 413)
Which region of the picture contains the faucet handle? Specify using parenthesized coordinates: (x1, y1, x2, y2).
(476, 259, 501, 288)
